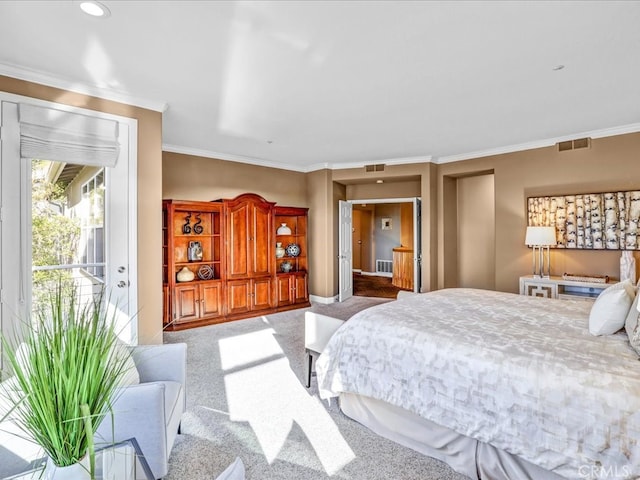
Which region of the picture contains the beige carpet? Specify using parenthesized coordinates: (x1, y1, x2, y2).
(163, 297, 468, 480)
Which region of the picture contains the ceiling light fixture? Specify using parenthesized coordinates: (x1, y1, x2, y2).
(79, 1, 111, 18)
(376, 180, 384, 184)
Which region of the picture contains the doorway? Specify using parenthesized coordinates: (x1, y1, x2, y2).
(339, 197, 421, 300)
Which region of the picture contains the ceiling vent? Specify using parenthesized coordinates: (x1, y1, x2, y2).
(365, 164, 385, 172)
(557, 137, 591, 152)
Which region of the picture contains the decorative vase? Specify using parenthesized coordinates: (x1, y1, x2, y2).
(620, 251, 636, 284)
(177, 266, 195, 282)
(44, 456, 90, 480)
(276, 223, 292, 235)
(285, 243, 301, 257)
(281, 261, 293, 273)
(275, 242, 285, 258)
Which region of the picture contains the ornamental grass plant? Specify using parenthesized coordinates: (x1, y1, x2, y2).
(0, 285, 132, 477)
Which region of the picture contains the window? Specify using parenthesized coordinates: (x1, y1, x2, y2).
(80, 169, 105, 280)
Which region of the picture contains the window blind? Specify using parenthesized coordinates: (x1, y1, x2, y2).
(18, 103, 120, 167)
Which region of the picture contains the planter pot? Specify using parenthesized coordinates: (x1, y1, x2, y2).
(45, 456, 90, 480)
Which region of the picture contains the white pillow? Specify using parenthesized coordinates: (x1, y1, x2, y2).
(111, 340, 140, 386)
(625, 291, 640, 354)
(589, 280, 635, 336)
(214, 457, 245, 480)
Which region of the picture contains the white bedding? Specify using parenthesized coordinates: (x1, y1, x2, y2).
(316, 288, 640, 479)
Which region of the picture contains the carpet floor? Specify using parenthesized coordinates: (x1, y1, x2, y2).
(163, 297, 468, 480)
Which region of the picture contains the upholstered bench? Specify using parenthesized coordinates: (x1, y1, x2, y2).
(304, 312, 345, 388)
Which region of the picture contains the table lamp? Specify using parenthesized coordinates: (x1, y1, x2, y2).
(525, 226, 557, 278)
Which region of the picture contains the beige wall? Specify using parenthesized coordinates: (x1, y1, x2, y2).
(163, 152, 307, 206)
(456, 173, 495, 290)
(0, 75, 163, 344)
(438, 132, 640, 293)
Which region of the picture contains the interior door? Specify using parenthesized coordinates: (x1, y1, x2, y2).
(338, 200, 353, 302)
(413, 197, 422, 293)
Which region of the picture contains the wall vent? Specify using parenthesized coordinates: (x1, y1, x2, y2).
(375, 259, 393, 276)
(365, 164, 385, 172)
(557, 137, 591, 152)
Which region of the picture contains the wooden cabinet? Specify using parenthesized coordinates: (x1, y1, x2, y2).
(173, 282, 223, 324)
(224, 194, 276, 314)
(163, 194, 309, 329)
(275, 206, 310, 311)
(163, 200, 225, 329)
(225, 194, 274, 279)
(227, 278, 274, 316)
(277, 273, 308, 307)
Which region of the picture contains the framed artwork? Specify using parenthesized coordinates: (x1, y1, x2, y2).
(527, 190, 640, 250)
(381, 218, 392, 230)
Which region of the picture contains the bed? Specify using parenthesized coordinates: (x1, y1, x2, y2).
(315, 288, 640, 480)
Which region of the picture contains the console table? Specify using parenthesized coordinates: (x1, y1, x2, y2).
(519, 275, 615, 301)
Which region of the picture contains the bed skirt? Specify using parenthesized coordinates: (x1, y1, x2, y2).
(339, 392, 564, 480)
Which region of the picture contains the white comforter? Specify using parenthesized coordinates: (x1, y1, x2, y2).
(316, 288, 640, 479)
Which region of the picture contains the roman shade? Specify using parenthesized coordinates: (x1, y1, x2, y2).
(18, 103, 120, 167)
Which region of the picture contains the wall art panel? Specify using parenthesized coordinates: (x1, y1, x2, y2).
(527, 190, 640, 250)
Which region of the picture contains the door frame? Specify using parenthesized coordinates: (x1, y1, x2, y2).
(341, 197, 422, 299)
(0, 92, 138, 357)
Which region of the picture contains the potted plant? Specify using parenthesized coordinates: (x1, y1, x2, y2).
(1, 285, 133, 479)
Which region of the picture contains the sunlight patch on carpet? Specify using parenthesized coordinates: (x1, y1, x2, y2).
(219, 330, 355, 475)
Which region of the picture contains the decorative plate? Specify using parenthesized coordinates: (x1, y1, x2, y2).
(285, 243, 300, 257)
(197, 264, 215, 280)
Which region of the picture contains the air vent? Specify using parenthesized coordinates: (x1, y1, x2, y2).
(365, 164, 385, 172)
(557, 137, 591, 152)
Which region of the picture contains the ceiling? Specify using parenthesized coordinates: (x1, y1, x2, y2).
(0, 1, 639, 172)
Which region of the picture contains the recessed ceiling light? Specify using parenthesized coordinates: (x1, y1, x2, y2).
(79, 1, 111, 18)
(376, 180, 384, 184)
(552, 64, 565, 71)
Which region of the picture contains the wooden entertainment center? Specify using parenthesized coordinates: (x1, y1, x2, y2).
(163, 193, 309, 330)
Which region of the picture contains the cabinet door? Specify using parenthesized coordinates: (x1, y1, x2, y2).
(200, 282, 223, 318)
(227, 279, 251, 315)
(276, 275, 293, 306)
(227, 202, 250, 279)
(251, 202, 273, 277)
(174, 284, 200, 323)
(252, 277, 274, 311)
(293, 274, 308, 303)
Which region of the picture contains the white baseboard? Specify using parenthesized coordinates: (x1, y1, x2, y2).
(309, 294, 339, 304)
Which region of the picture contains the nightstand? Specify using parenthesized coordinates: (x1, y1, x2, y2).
(519, 275, 614, 302)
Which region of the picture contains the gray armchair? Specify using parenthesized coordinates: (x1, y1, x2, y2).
(95, 343, 187, 479)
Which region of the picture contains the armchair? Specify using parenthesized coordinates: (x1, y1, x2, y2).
(95, 343, 187, 480)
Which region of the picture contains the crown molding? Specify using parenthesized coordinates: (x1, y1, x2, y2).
(162, 144, 309, 172)
(435, 122, 640, 164)
(328, 155, 433, 171)
(0, 62, 168, 112)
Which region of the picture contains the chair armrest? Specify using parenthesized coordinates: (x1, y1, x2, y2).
(131, 343, 186, 385)
(96, 382, 169, 479)
(304, 312, 345, 353)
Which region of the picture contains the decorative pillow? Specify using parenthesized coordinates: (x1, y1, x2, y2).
(625, 291, 640, 354)
(111, 340, 140, 386)
(214, 457, 245, 480)
(589, 280, 635, 336)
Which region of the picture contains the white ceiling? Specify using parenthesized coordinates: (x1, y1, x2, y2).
(1, 1, 639, 172)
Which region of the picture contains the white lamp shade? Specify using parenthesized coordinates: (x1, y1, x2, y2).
(525, 226, 557, 246)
